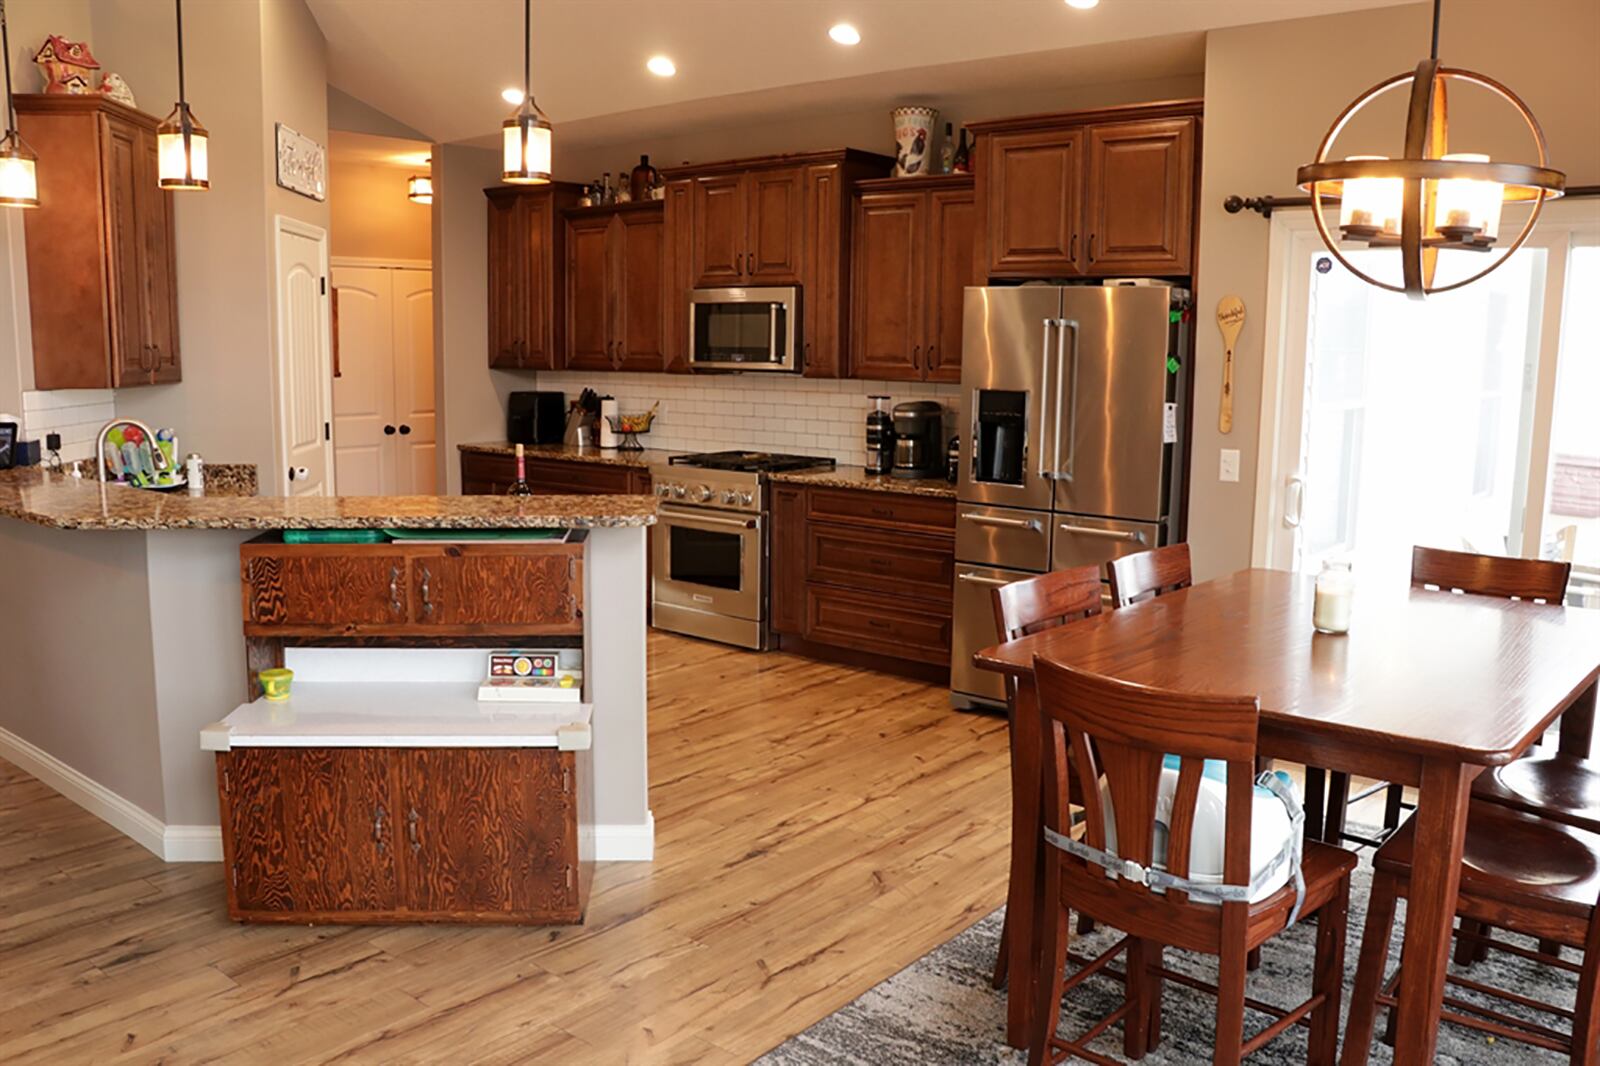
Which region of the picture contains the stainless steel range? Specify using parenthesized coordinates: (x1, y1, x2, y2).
(649, 451, 835, 650)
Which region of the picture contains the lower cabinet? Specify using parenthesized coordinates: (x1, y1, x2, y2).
(460, 451, 651, 497)
(218, 745, 584, 924)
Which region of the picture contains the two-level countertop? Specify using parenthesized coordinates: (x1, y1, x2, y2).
(0, 467, 657, 531)
(459, 442, 957, 499)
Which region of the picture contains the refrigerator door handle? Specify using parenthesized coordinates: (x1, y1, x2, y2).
(1053, 318, 1080, 483)
(956, 572, 1013, 588)
(1036, 318, 1055, 479)
(1057, 522, 1148, 545)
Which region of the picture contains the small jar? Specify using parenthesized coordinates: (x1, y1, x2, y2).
(1313, 560, 1354, 634)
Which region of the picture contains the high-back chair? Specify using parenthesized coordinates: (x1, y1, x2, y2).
(1106, 543, 1192, 608)
(1027, 658, 1355, 1066)
(987, 565, 1104, 990)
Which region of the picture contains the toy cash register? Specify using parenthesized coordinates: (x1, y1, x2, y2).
(477, 649, 583, 703)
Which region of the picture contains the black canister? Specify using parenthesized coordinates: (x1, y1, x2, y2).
(864, 395, 893, 476)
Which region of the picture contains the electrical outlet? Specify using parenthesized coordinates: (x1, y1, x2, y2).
(1219, 449, 1241, 483)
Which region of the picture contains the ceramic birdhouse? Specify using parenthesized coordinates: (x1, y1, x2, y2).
(34, 35, 101, 95)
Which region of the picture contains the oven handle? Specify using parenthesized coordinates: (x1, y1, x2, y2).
(660, 508, 759, 531)
(960, 511, 1040, 531)
(1057, 522, 1147, 544)
(956, 572, 1013, 588)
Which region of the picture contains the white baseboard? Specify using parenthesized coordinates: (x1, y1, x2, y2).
(0, 726, 168, 860)
(584, 811, 656, 861)
(163, 825, 223, 862)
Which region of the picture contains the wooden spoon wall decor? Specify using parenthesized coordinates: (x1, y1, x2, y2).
(1216, 295, 1244, 434)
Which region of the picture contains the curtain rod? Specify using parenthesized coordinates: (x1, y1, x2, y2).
(1224, 187, 1600, 219)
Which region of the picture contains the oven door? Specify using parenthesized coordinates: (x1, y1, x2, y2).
(689, 287, 800, 372)
(652, 504, 764, 622)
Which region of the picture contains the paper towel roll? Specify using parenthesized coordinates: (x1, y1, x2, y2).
(598, 397, 619, 449)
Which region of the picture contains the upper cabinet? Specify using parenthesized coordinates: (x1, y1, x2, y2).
(849, 175, 975, 383)
(972, 101, 1200, 280)
(485, 182, 582, 369)
(17, 95, 179, 389)
(561, 201, 665, 372)
(688, 167, 803, 286)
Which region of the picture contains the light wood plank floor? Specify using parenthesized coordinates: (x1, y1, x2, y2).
(0, 632, 1012, 1064)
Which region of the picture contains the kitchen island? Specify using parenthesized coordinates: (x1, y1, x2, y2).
(0, 467, 655, 869)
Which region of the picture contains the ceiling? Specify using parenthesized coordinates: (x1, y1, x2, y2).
(328, 130, 432, 169)
(308, 0, 1414, 147)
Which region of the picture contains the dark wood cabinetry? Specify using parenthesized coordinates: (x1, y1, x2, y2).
(770, 484, 956, 672)
(562, 202, 665, 372)
(485, 182, 583, 369)
(460, 451, 650, 497)
(849, 175, 975, 382)
(218, 745, 583, 924)
(687, 168, 802, 286)
(972, 101, 1200, 279)
(17, 95, 179, 389)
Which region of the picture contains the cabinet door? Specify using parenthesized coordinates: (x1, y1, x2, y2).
(412, 548, 581, 633)
(1084, 118, 1196, 276)
(984, 128, 1084, 278)
(400, 749, 578, 919)
(243, 551, 410, 628)
(563, 213, 614, 371)
(614, 209, 665, 371)
(135, 126, 181, 384)
(521, 192, 558, 369)
(486, 192, 529, 367)
(925, 187, 976, 383)
(221, 748, 402, 917)
(770, 483, 806, 635)
(745, 167, 803, 283)
(800, 164, 842, 378)
(104, 118, 149, 387)
(691, 174, 746, 285)
(804, 584, 952, 666)
(849, 192, 924, 381)
(661, 178, 694, 373)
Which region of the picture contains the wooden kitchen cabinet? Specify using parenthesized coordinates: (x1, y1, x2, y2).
(410, 549, 580, 630)
(218, 745, 584, 924)
(17, 95, 180, 389)
(485, 182, 583, 369)
(661, 178, 695, 372)
(799, 164, 843, 378)
(849, 175, 975, 382)
(769, 483, 807, 634)
(971, 101, 1201, 280)
(460, 451, 651, 497)
(561, 202, 664, 372)
(689, 168, 802, 286)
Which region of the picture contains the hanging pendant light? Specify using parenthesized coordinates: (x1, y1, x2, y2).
(0, 0, 39, 208)
(501, 0, 551, 184)
(156, 0, 208, 190)
(407, 161, 433, 205)
(1295, 0, 1563, 299)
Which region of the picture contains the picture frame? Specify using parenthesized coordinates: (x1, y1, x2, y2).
(274, 122, 326, 202)
(0, 422, 17, 470)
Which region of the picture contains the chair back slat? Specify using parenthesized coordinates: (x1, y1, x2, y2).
(1164, 758, 1205, 905)
(1410, 546, 1571, 603)
(992, 565, 1104, 640)
(1067, 721, 1109, 853)
(1107, 544, 1193, 608)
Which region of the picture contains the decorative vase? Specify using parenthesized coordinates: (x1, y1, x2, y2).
(891, 106, 939, 177)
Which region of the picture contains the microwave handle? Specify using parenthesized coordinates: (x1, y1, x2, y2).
(770, 304, 781, 361)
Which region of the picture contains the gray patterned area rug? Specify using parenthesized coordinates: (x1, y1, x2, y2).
(758, 860, 1574, 1064)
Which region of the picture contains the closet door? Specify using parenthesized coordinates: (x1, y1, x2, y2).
(391, 269, 436, 494)
(332, 266, 396, 495)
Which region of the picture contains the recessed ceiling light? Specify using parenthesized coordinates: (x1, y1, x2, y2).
(501, 87, 524, 105)
(1065, 0, 1099, 8)
(828, 23, 861, 46)
(646, 55, 676, 77)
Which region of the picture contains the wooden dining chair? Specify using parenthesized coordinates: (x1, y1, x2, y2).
(1317, 546, 1576, 849)
(1106, 543, 1192, 608)
(988, 565, 1105, 990)
(1343, 799, 1600, 1063)
(1026, 658, 1355, 1066)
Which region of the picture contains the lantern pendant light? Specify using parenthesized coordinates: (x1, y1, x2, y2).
(0, 0, 40, 208)
(1296, 0, 1564, 299)
(407, 161, 433, 205)
(157, 0, 208, 191)
(501, 0, 552, 184)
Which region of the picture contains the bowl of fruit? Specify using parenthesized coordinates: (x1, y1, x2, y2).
(604, 402, 659, 451)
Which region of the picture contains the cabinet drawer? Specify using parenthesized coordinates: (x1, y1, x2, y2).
(807, 523, 953, 603)
(243, 552, 408, 628)
(806, 487, 955, 535)
(525, 458, 646, 495)
(412, 547, 582, 633)
(804, 584, 952, 665)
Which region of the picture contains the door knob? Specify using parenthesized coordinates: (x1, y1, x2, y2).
(384, 424, 397, 435)
(287, 467, 295, 482)
(398, 424, 412, 435)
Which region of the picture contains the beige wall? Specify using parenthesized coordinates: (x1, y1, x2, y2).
(330, 160, 432, 261)
(1190, 0, 1600, 579)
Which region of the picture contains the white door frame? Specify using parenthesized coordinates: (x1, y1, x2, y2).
(331, 255, 431, 271)
(272, 215, 336, 496)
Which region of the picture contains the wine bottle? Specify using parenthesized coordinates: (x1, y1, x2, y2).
(507, 443, 534, 496)
(952, 127, 970, 174)
(630, 154, 659, 202)
(940, 122, 955, 174)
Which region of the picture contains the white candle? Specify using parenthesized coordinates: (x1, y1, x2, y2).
(1314, 561, 1354, 634)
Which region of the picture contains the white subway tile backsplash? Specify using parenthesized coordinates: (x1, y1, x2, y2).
(18, 390, 117, 462)
(536, 371, 960, 468)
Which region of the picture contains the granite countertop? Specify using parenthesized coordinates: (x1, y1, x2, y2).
(458, 441, 677, 468)
(0, 467, 656, 531)
(768, 465, 957, 499)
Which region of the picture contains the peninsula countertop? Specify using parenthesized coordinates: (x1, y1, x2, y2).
(0, 467, 657, 531)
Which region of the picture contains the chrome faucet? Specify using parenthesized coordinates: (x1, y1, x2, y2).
(95, 418, 173, 484)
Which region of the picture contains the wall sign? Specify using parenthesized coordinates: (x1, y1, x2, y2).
(275, 123, 326, 201)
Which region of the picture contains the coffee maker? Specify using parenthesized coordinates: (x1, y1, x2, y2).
(891, 401, 944, 479)
(864, 395, 893, 476)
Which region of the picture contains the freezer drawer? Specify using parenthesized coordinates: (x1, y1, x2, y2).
(955, 503, 1050, 571)
(951, 563, 1039, 708)
(1051, 515, 1164, 572)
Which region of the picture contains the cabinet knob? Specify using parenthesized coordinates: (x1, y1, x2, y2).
(407, 807, 421, 853)
(1088, 234, 1096, 262)
(912, 344, 921, 369)
(1070, 233, 1077, 261)
(745, 251, 753, 275)
(389, 565, 403, 614)
(419, 564, 434, 616)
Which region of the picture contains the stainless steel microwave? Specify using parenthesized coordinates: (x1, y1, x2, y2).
(688, 287, 801, 372)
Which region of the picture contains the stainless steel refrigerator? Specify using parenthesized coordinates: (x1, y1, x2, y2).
(950, 284, 1190, 708)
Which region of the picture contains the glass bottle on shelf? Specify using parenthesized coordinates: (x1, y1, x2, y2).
(630, 154, 659, 201)
(952, 127, 970, 174)
(600, 171, 613, 204)
(940, 122, 955, 174)
(506, 443, 534, 497)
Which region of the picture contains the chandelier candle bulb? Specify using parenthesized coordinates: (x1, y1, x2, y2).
(1338, 156, 1402, 237)
(1313, 560, 1354, 635)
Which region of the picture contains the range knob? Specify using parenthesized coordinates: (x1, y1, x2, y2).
(654, 483, 672, 498)
(693, 484, 714, 502)
(671, 484, 687, 499)
(721, 489, 739, 505)
(738, 491, 754, 506)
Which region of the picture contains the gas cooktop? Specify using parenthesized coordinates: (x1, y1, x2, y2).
(667, 451, 837, 474)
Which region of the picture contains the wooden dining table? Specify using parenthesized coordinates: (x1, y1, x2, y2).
(975, 568, 1600, 1065)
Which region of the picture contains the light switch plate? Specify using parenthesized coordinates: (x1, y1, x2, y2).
(1219, 449, 1241, 483)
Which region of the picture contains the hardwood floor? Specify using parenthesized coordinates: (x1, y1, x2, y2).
(0, 631, 1012, 1064)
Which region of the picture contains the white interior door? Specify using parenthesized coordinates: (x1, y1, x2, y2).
(274, 219, 334, 496)
(391, 269, 436, 494)
(332, 267, 394, 495)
